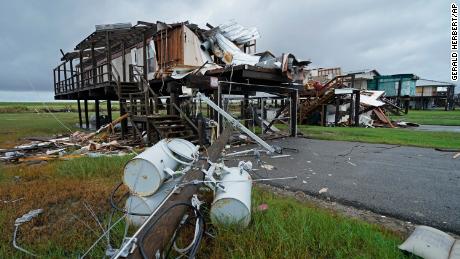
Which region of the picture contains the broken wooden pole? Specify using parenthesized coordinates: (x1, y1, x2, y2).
(348, 93, 354, 126)
(243, 93, 249, 128)
(170, 91, 177, 116)
(289, 90, 297, 137)
(95, 99, 101, 129)
(84, 99, 89, 129)
(321, 104, 327, 126)
(334, 96, 340, 126)
(354, 90, 360, 127)
(197, 114, 205, 148)
(120, 99, 127, 138)
(127, 126, 233, 259)
(77, 99, 83, 128)
(107, 100, 112, 122)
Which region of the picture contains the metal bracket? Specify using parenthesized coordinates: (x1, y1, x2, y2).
(201, 162, 225, 191)
(106, 237, 137, 257)
(164, 165, 192, 178)
(191, 194, 203, 210)
(197, 92, 281, 154)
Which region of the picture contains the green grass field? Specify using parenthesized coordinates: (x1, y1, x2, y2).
(202, 189, 407, 258)
(0, 112, 80, 148)
(296, 125, 460, 149)
(390, 109, 460, 126)
(0, 101, 119, 113)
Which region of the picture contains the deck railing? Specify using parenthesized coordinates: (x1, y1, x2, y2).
(54, 62, 114, 94)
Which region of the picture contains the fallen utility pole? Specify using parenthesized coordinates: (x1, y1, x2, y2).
(125, 126, 233, 259)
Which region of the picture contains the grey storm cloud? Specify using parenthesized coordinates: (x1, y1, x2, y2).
(0, 0, 452, 92)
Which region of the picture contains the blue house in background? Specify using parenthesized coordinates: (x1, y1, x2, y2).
(342, 70, 455, 110)
(367, 74, 419, 97)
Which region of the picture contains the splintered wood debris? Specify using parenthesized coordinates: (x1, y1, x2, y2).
(0, 116, 136, 163)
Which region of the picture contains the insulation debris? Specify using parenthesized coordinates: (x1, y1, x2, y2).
(260, 164, 275, 170)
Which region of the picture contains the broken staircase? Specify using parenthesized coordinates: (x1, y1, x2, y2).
(111, 64, 199, 145)
(299, 76, 349, 123)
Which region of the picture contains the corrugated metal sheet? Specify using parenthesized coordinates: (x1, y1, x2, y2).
(416, 79, 454, 87)
(218, 20, 260, 44)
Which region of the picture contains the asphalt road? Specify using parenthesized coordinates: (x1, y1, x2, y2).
(227, 137, 460, 234)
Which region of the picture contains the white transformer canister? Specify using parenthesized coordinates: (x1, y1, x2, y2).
(210, 167, 252, 227)
(125, 178, 179, 227)
(123, 138, 198, 196)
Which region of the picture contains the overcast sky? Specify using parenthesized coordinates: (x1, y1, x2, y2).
(0, 0, 452, 100)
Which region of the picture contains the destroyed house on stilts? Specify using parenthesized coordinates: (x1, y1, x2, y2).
(53, 20, 310, 145)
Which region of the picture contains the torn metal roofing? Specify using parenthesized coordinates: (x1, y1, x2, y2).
(217, 20, 260, 44)
(75, 21, 156, 50)
(416, 79, 455, 87)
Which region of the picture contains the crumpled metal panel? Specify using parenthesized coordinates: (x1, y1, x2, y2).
(218, 20, 260, 44)
(215, 33, 260, 65)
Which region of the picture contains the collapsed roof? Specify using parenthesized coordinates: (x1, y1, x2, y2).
(68, 20, 310, 83)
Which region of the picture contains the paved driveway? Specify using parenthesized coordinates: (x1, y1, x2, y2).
(227, 137, 460, 234)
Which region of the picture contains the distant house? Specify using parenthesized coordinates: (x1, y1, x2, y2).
(410, 79, 456, 110)
(305, 67, 342, 84)
(367, 74, 419, 98)
(345, 69, 380, 90)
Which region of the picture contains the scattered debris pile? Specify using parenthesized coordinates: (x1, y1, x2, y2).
(355, 90, 418, 128)
(0, 115, 135, 163)
(300, 83, 420, 128)
(357, 90, 400, 128)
